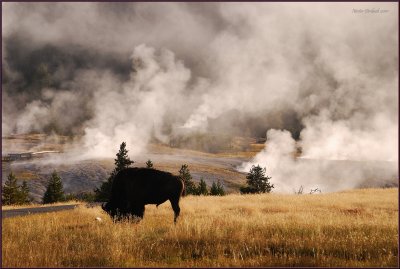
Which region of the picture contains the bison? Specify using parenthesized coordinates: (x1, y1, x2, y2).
(102, 167, 184, 223)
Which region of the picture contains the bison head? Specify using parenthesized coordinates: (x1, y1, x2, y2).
(102, 201, 126, 221)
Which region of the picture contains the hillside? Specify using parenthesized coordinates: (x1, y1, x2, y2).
(1, 134, 261, 202)
(2, 134, 398, 202)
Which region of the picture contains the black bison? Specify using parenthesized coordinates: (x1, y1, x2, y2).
(102, 168, 184, 223)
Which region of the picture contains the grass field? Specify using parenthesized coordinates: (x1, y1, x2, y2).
(2, 188, 398, 267)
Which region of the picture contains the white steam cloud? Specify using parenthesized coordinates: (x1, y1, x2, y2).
(81, 45, 194, 158)
(2, 3, 398, 190)
(240, 129, 398, 193)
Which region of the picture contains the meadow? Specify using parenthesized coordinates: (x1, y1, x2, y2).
(2, 188, 398, 267)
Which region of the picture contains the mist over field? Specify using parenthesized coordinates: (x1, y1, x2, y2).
(2, 2, 398, 192)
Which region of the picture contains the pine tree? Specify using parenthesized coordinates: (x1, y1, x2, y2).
(94, 142, 134, 202)
(43, 171, 65, 204)
(179, 164, 196, 195)
(240, 164, 274, 194)
(216, 180, 225, 196)
(19, 180, 31, 204)
(196, 178, 209, 195)
(210, 180, 225, 196)
(94, 178, 113, 202)
(146, 159, 154, 169)
(114, 142, 134, 172)
(2, 172, 20, 205)
(2, 173, 32, 205)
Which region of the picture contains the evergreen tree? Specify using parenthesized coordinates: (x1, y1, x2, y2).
(94, 142, 134, 202)
(196, 178, 209, 195)
(2, 173, 31, 205)
(94, 178, 113, 202)
(43, 171, 65, 204)
(217, 180, 225, 196)
(114, 142, 134, 172)
(2, 172, 20, 205)
(240, 164, 274, 194)
(179, 164, 197, 195)
(19, 180, 31, 204)
(146, 159, 154, 169)
(210, 180, 225, 196)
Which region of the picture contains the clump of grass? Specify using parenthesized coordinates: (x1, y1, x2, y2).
(2, 188, 398, 267)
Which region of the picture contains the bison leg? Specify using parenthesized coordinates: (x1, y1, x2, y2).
(115, 208, 130, 222)
(130, 204, 145, 221)
(169, 198, 181, 224)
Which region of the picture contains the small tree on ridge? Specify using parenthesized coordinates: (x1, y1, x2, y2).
(179, 164, 196, 195)
(94, 142, 134, 202)
(146, 159, 154, 169)
(210, 180, 225, 196)
(196, 178, 209, 195)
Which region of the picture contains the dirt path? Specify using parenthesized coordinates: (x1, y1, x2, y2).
(2, 204, 79, 218)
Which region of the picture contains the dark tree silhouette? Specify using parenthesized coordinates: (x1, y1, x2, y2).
(210, 180, 225, 196)
(95, 142, 134, 202)
(240, 165, 274, 194)
(196, 178, 209, 195)
(2, 173, 31, 205)
(146, 159, 154, 169)
(179, 164, 196, 195)
(2, 173, 20, 205)
(19, 181, 31, 204)
(43, 171, 65, 204)
(114, 142, 134, 172)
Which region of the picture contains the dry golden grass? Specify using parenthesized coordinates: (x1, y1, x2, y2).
(2, 188, 398, 267)
(215, 143, 266, 158)
(154, 162, 246, 189)
(147, 142, 265, 159)
(146, 143, 215, 157)
(2, 133, 69, 153)
(12, 171, 39, 181)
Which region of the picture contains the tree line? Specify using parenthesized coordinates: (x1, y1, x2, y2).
(94, 142, 227, 200)
(2, 142, 274, 205)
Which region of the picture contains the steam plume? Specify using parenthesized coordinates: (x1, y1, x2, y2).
(2, 2, 398, 190)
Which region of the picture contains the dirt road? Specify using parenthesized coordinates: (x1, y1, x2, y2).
(2, 204, 79, 218)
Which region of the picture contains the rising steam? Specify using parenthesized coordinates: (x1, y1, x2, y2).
(2, 3, 398, 191)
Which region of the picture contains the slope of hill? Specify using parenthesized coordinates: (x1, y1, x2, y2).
(2, 134, 398, 202)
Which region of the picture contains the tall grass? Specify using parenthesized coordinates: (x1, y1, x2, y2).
(2, 188, 398, 267)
